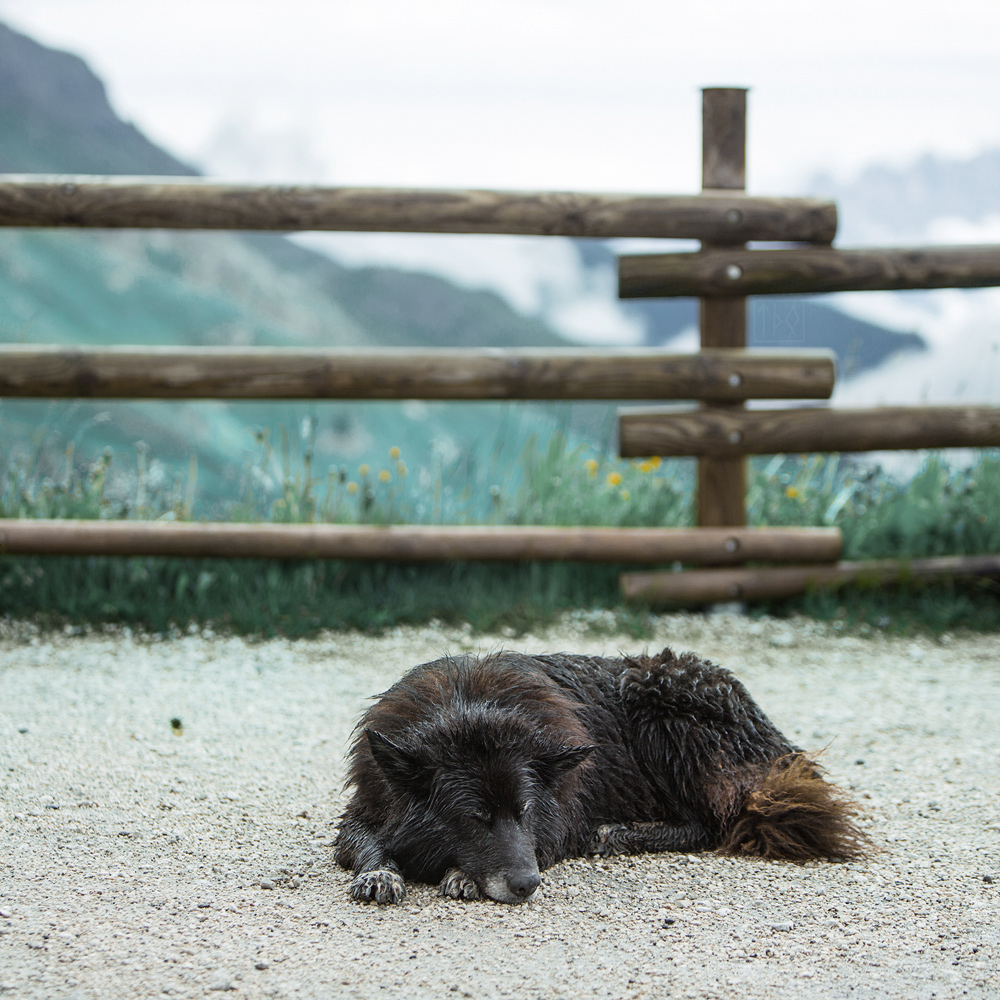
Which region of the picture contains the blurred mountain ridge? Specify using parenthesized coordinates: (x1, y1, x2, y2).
(0, 20, 577, 512)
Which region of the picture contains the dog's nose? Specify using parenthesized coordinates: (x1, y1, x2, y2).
(508, 872, 541, 899)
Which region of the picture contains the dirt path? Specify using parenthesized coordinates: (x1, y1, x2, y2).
(1, 613, 998, 999)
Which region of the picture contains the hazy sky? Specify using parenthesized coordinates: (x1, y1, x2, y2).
(4, 0, 1000, 193)
(3, 0, 999, 384)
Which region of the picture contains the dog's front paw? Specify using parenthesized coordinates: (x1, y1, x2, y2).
(439, 867, 482, 900)
(586, 824, 623, 857)
(350, 868, 406, 904)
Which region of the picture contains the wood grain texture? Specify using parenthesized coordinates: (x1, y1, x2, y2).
(0, 176, 837, 242)
(619, 405, 1000, 457)
(619, 245, 1000, 298)
(697, 454, 747, 529)
(620, 555, 1000, 605)
(702, 88, 747, 192)
(697, 306, 748, 523)
(697, 89, 749, 528)
(0, 345, 836, 401)
(0, 520, 841, 564)
(698, 298, 747, 349)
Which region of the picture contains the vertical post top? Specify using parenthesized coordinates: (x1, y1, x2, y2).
(702, 88, 747, 191)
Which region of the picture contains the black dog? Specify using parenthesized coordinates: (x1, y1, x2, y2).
(334, 649, 868, 904)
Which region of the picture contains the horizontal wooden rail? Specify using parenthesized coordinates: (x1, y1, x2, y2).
(621, 554, 1000, 604)
(0, 176, 838, 243)
(0, 346, 837, 401)
(618, 245, 1000, 298)
(0, 521, 842, 564)
(619, 404, 1000, 457)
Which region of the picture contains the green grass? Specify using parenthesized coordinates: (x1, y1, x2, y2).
(749, 453, 1000, 634)
(749, 452, 1000, 559)
(1, 432, 998, 637)
(0, 557, 652, 638)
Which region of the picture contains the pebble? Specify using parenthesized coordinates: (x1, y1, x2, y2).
(2, 617, 999, 999)
(0, 909, 11, 919)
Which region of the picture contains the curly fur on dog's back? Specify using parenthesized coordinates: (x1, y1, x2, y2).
(531, 647, 867, 862)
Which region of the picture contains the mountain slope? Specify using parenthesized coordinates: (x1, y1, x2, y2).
(812, 148, 1000, 244)
(806, 150, 1000, 412)
(0, 21, 574, 513)
(566, 240, 927, 376)
(0, 21, 567, 352)
(0, 23, 196, 176)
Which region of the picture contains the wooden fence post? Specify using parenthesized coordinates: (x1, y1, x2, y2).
(698, 87, 748, 527)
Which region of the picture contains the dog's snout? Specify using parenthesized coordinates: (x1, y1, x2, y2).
(508, 871, 540, 899)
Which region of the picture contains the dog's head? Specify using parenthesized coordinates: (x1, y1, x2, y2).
(365, 713, 594, 903)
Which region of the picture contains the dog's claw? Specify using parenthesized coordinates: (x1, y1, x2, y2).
(440, 867, 482, 900)
(350, 868, 406, 904)
(587, 824, 620, 857)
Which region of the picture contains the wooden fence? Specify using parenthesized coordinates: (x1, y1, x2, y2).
(0, 342, 840, 566)
(614, 88, 1000, 602)
(2, 86, 999, 604)
(0, 345, 835, 402)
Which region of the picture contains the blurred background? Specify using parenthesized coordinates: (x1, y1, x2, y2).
(1, 0, 999, 533)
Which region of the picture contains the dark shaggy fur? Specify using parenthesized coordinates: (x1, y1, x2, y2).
(334, 649, 868, 904)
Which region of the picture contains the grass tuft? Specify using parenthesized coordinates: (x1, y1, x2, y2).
(2, 432, 998, 637)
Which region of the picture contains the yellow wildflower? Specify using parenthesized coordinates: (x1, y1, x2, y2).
(389, 446, 401, 460)
(607, 472, 623, 487)
(639, 461, 653, 474)
(785, 486, 799, 499)
(359, 464, 370, 477)
(649, 456, 662, 469)
(379, 469, 391, 484)
(346, 481, 359, 495)
(396, 461, 408, 478)
(620, 489, 631, 502)
(584, 459, 599, 478)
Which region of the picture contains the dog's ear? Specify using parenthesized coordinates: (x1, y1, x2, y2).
(365, 729, 429, 790)
(533, 743, 597, 783)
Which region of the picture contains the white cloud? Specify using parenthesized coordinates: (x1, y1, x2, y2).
(4, 0, 1000, 193)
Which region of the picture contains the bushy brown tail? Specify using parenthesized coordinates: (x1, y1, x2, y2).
(718, 754, 870, 862)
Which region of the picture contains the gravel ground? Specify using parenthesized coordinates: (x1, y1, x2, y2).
(1, 611, 998, 1000)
